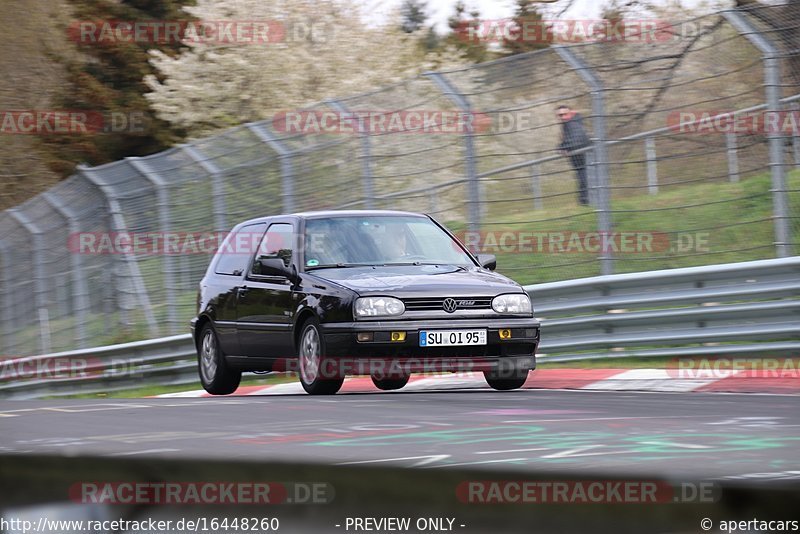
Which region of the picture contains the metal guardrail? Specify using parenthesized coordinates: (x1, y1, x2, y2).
(533, 256, 800, 362)
(1, 257, 798, 399)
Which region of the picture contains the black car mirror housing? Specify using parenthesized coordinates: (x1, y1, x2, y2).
(476, 254, 497, 271)
(256, 257, 299, 283)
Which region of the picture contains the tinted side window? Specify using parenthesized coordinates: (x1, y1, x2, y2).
(253, 223, 295, 271)
(214, 223, 266, 276)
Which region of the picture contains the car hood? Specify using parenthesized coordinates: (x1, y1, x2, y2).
(311, 265, 524, 297)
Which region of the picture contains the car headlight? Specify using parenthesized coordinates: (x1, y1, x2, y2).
(355, 297, 405, 317)
(492, 293, 532, 314)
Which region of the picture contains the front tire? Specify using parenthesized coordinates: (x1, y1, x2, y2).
(298, 319, 344, 395)
(484, 369, 529, 391)
(198, 324, 241, 395)
(371, 374, 410, 391)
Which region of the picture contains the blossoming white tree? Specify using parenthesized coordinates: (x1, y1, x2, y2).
(145, 0, 466, 135)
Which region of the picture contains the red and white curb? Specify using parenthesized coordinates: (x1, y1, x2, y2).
(155, 368, 800, 398)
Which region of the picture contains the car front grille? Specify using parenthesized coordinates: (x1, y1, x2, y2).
(402, 297, 493, 312)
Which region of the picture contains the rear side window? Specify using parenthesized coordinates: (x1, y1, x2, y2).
(214, 223, 267, 276)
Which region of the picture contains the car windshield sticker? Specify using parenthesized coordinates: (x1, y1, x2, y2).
(306, 259, 320, 267)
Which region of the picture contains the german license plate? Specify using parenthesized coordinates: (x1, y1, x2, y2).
(419, 330, 487, 347)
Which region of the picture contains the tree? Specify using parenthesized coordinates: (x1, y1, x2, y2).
(43, 0, 190, 175)
(145, 0, 467, 135)
(444, 1, 491, 63)
(502, 0, 549, 55)
(401, 0, 428, 33)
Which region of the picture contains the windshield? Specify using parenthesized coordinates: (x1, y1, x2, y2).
(303, 215, 475, 269)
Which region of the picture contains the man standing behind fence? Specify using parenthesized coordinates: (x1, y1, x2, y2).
(557, 105, 592, 206)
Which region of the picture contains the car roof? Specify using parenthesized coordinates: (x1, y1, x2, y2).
(234, 210, 428, 228)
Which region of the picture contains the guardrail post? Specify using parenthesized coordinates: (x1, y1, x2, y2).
(645, 137, 658, 195)
(78, 165, 159, 337)
(327, 100, 375, 209)
(554, 46, 614, 275)
(530, 163, 543, 210)
(42, 192, 90, 349)
(182, 144, 228, 232)
(724, 10, 792, 257)
(0, 239, 16, 355)
(7, 210, 50, 354)
(127, 158, 178, 335)
(247, 123, 296, 213)
(726, 132, 740, 183)
(424, 72, 481, 233)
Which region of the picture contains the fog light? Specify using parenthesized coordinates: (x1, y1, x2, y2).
(357, 333, 374, 342)
(499, 329, 512, 340)
(390, 332, 407, 342)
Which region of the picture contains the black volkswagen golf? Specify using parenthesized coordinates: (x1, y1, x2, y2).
(191, 211, 540, 395)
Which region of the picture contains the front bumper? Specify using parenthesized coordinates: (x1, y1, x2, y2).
(320, 317, 540, 375)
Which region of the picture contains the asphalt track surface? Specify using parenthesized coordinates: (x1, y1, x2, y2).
(2, 389, 799, 480)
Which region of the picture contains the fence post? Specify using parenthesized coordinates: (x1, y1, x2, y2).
(247, 123, 296, 213)
(0, 239, 16, 355)
(182, 144, 228, 232)
(424, 72, 481, 233)
(42, 191, 90, 349)
(554, 46, 614, 275)
(7, 209, 50, 354)
(78, 165, 159, 337)
(586, 148, 597, 207)
(645, 137, 658, 194)
(327, 100, 375, 209)
(791, 103, 800, 170)
(726, 132, 740, 183)
(127, 158, 178, 335)
(724, 10, 792, 257)
(530, 163, 543, 210)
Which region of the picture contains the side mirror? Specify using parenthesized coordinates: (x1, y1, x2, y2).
(256, 257, 299, 283)
(477, 254, 497, 271)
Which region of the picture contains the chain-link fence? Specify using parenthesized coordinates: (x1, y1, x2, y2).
(1, 5, 798, 356)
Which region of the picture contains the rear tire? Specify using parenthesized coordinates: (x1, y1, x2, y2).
(198, 324, 241, 395)
(298, 318, 344, 395)
(484, 369, 529, 391)
(371, 374, 410, 391)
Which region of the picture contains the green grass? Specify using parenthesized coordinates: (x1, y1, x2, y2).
(449, 170, 799, 285)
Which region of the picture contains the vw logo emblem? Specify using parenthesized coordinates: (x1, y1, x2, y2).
(443, 298, 458, 313)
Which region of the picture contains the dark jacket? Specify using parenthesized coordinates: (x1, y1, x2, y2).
(558, 113, 592, 152)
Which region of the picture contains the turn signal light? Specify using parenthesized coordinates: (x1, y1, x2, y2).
(499, 329, 512, 340)
(357, 333, 374, 342)
(391, 332, 407, 342)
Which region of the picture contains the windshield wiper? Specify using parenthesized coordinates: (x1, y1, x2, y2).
(307, 262, 470, 271)
(305, 263, 380, 271)
(379, 262, 470, 271)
